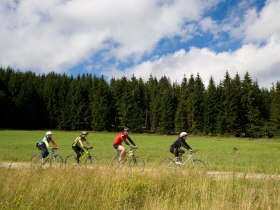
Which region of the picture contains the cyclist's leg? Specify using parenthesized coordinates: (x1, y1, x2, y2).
(178, 149, 185, 161)
(72, 145, 83, 163)
(174, 148, 182, 164)
(116, 144, 126, 162)
(38, 145, 49, 160)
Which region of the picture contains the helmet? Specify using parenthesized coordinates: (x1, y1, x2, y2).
(82, 131, 88, 135)
(46, 131, 52, 136)
(179, 132, 188, 137)
(124, 127, 130, 132)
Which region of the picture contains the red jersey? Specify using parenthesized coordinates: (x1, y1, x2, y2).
(114, 133, 130, 145)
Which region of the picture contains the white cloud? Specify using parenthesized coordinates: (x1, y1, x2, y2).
(0, 0, 216, 73)
(103, 33, 280, 88)
(0, 0, 279, 89)
(244, 0, 280, 42)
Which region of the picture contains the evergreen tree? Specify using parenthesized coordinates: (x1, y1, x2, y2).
(186, 74, 195, 131)
(90, 76, 111, 131)
(175, 76, 189, 133)
(241, 72, 263, 137)
(128, 76, 146, 132)
(158, 76, 176, 134)
(204, 76, 218, 135)
(192, 73, 205, 133)
(146, 75, 160, 132)
(267, 82, 280, 137)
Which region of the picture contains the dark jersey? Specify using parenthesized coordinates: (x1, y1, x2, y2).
(170, 136, 192, 150)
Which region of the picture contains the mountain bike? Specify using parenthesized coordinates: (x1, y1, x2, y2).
(160, 149, 206, 171)
(110, 146, 145, 172)
(31, 147, 63, 168)
(65, 147, 98, 168)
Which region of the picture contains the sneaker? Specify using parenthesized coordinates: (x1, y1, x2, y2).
(175, 161, 182, 165)
(119, 158, 125, 164)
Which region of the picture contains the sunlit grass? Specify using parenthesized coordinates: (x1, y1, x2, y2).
(0, 130, 279, 174)
(0, 166, 279, 210)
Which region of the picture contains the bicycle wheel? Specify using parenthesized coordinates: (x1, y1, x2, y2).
(192, 159, 207, 172)
(160, 158, 177, 170)
(128, 156, 145, 172)
(50, 155, 63, 168)
(109, 153, 122, 169)
(85, 156, 98, 169)
(30, 154, 42, 167)
(65, 155, 78, 167)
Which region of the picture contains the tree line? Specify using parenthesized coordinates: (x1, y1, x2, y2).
(0, 67, 279, 138)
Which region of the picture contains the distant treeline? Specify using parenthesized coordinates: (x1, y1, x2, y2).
(0, 67, 279, 137)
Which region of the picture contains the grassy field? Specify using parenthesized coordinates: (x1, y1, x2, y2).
(0, 130, 279, 174)
(0, 130, 280, 210)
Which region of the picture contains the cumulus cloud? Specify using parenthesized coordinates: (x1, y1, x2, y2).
(0, 0, 279, 88)
(103, 33, 280, 88)
(0, 0, 216, 73)
(102, 0, 280, 88)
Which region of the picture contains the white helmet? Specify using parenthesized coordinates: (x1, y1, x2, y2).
(46, 131, 52, 136)
(179, 132, 188, 137)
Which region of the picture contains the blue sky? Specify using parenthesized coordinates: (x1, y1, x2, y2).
(1, 0, 280, 88)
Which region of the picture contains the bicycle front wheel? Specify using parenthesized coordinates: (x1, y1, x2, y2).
(50, 155, 63, 168)
(85, 156, 98, 169)
(128, 157, 145, 172)
(192, 159, 207, 172)
(65, 155, 78, 167)
(160, 158, 177, 170)
(30, 154, 42, 167)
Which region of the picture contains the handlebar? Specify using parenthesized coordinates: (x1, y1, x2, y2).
(129, 145, 138, 150)
(189, 149, 198, 154)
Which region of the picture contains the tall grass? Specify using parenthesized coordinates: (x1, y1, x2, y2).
(0, 166, 279, 210)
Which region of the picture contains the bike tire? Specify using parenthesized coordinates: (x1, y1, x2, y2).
(85, 156, 98, 168)
(50, 155, 63, 168)
(128, 156, 145, 172)
(109, 153, 122, 168)
(160, 158, 177, 170)
(65, 155, 78, 166)
(30, 154, 42, 167)
(192, 159, 207, 171)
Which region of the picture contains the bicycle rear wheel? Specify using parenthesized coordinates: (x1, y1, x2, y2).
(160, 158, 177, 170)
(50, 155, 63, 168)
(65, 155, 78, 167)
(85, 156, 98, 169)
(128, 157, 145, 172)
(30, 154, 42, 167)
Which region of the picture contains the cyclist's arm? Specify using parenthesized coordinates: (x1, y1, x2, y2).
(79, 139, 86, 149)
(181, 139, 192, 150)
(85, 140, 93, 148)
(127, 136, 136, 146)
(50, 139, 57, 147)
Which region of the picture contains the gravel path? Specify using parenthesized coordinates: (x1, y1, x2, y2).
(1, 162, 279, 180)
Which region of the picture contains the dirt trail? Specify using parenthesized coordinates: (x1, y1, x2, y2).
(1, 162, 279, 180)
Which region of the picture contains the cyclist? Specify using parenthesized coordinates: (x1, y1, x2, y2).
(113, 127, 137, 163)
(72, 131, 93, 163)
(36, 131, 58, 162)
(169, 131, 193, 164)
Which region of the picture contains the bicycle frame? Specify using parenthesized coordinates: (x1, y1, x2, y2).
(79, 149, 91, 160)
(65, 148, 97, 168)
(31, 146, 63, 167)
(110, 146, 145, 171)
(113, 146, 137, 161)
(161, 149, 206, 170)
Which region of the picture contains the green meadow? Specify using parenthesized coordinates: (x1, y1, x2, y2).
(0, 130, 279, 209)
(0, 130, 279, 174)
